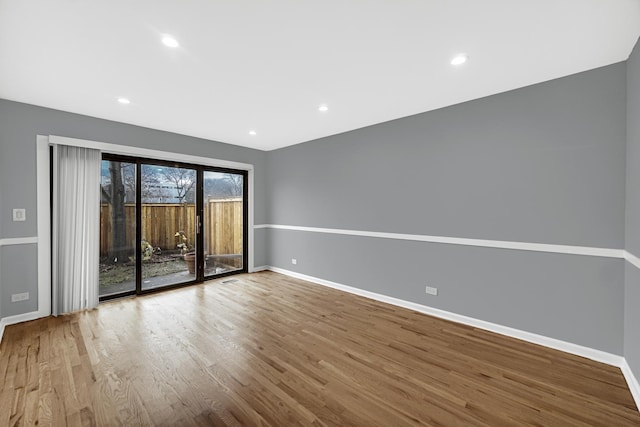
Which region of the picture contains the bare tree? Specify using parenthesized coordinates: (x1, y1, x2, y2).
(162, 168, 196, 203)
(106, 161, 128, 263)
(159, 167, 196, 236)
(121, 163, 136, 203)
(111, 164, 170, 203)
(140, 167, 167, 202)
(223, 173, 243, 197)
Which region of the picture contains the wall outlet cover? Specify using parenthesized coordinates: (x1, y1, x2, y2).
(11, 292, 29, 302)
(12, 208, 26, 222)
(425, 286, 438, 296)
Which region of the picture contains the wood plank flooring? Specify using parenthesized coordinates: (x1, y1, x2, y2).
(0, 271, 638, 426)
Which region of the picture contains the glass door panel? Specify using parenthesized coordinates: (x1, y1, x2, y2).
(141, 164, 197, 290)
(99, 154, 247, 301)
(203, 171, 244, 277)
(99, 160, 137, 298)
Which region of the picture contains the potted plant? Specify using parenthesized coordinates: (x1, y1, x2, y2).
(128, 239, 157, 263)
(175, 231, 195, 274)
(141, 240, 154, 261)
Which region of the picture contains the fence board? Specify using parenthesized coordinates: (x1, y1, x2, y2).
(100, 199, 243, 262)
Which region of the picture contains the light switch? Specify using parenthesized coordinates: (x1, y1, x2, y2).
(12, 208, 26, 222)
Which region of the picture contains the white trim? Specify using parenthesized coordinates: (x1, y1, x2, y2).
(0, 237, 38, 246)
(621, 359, 640, 411)
(624, 250, 640, 271)
(266, 266, 624, 367)
(252, 265, 269, 272)
(255, 224, 624, 259)
(247, 169, 255, 272)
(0, 310, 43, 344)
(48, 135, 254, 171)
(37, 136, 52, 318)
(51, 143, 60, 316)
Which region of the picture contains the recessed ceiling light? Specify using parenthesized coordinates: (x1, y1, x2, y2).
(162, 35, 179, 48)
(249, 130, 257, 136)
(318, 104, 329, 112)
(117, 97, 130, 104)
(451, 54, 468, 66)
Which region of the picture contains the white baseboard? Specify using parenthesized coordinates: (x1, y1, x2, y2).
(252, 265, 270, 272)
(0, 310, 44, 346)
(265, 266, 624, 367)
(622, 359, 640, 410)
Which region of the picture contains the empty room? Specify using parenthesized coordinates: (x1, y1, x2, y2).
(1, 0, 640, 425)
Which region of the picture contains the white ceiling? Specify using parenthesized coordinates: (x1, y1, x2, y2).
(1, 1, 639, 151)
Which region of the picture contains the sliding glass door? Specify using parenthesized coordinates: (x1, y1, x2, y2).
(140, 164, 198, 290)
(203, 171, 244, 277)
(99, 155, 247, 300)
(99, 159, 137, 298)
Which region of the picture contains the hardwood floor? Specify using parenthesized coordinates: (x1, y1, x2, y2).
(1, 271, 638, 426)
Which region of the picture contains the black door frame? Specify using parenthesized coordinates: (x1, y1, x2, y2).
(199, 166, 249, 282)
(100, 153, 248, 301)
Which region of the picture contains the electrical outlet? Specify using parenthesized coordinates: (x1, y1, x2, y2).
(425, 286, 438, 296)
(11, 292, 29, 302)
(291, 258, 297, 265)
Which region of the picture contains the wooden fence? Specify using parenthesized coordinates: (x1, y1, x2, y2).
(100, 199, 243, 259)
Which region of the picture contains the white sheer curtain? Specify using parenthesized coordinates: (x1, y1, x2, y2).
(52, 145, 101, 316)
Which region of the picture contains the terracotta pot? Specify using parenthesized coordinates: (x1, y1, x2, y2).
(184, 252, 196, 274)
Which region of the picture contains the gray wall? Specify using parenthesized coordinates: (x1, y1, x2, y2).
(267, 62, 628, 354)
(253, 228, 269, 268)
(0, 245, 38, 318)
(625, 38, 640, 381)
(0, 99, 267, 319)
